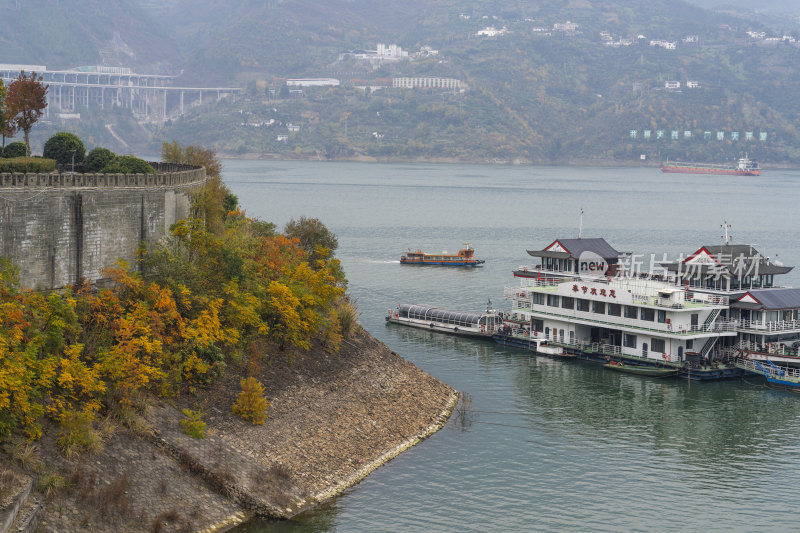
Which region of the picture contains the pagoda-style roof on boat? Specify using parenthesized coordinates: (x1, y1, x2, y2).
(730, 288, 800, 310)
(660, 244, 793, 276)
(527, 238, 620, 260)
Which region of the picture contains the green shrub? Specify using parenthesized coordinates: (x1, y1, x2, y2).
(0, 157, 56, 173)
(179, 409, 206, 438)
(84, 147, 116, 172)
(100, 155, 155, 174)
(2, 142, 27, 158)
(43, 132, 86, 166)
(98, 162, 127, 174)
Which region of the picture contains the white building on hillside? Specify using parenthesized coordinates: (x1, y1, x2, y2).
(286, 78, 340, 87)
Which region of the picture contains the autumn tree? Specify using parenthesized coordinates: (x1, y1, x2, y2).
(284, 216, 339, 264)
(162, 141, 234, 235)
(232, 377, 269, 424)
(0, 79, 16, 153)
(5, 72, 48, 156)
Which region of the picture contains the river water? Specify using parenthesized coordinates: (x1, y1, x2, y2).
(225, 161, 800, 532)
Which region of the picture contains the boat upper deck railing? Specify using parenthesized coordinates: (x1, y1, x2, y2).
(734, 319, 800, 333)
(516, 279, 561, 289)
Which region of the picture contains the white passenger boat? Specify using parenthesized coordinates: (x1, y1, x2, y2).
(498, 232, 800, 380)
(386, 303, 501, 338)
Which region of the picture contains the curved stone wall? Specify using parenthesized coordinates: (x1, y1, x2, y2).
(0, 164, 206, 290)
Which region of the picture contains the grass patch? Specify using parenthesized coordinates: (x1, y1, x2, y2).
(337, 296, 360, 338)
(57, 411, 104, 458)
(36, 469, 66, 498)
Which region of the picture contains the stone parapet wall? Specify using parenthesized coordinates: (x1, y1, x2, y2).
(0, 166, 205, 189)
(0, 165, 206, 290)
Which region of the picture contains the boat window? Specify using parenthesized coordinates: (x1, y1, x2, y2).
(533, 293, 545, 305)
(690, 314, 699, 326)
(640, 308, 655, 321)
(532, 319, 544, 331)
(561, 297, 574, 310)
(547, 295, 559, 307)
(576, 299, 590, 312)
(686, 340, 693, 349)
(657, 310, 667, 323)
(623, 334, 637, 348)
(624, 306, 637, 318)
(559, 329, 565, 343)
(593, 301, 606, 314)
(607, 303, 621, 317)
(652, 338, 666, 352)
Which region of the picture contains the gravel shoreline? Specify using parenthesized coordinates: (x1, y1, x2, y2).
(15, 328, 456, 532)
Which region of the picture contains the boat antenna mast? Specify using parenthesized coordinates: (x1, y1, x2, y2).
(578, 207, 584, 239)
(721, 221, 732, 245)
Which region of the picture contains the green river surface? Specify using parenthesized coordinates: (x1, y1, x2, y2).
(225, 160, 800, 532)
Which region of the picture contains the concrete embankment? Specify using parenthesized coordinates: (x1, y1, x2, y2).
(5, 329, 455, 532)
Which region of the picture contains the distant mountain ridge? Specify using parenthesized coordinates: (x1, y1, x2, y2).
(4, 0, 800, 164)
(0, 0, 178, 71)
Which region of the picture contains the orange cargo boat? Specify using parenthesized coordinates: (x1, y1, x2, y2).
(400, 243, 485, 266)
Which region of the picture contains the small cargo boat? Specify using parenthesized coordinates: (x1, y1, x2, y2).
(604, 360, 678, 377)
(400, 243, 485, 266)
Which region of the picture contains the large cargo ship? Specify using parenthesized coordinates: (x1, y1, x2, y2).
(661, 155, 761, 176)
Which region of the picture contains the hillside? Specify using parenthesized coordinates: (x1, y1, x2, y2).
(0, 0, 179, 71)
(146, 0, 800, 164)
(4, 0, 800, 164)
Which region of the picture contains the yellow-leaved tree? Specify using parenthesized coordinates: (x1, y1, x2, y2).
(232, 377, 270, 425)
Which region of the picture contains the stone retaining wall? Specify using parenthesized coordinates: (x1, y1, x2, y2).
(0, 165, 206, 289)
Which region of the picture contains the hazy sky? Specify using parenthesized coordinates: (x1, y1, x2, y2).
(684, 0, 798, 12)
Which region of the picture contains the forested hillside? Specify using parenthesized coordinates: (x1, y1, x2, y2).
(4, 0, 800, 164)
(0, 0, 178, 71)
(148, 0, 800, 164)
